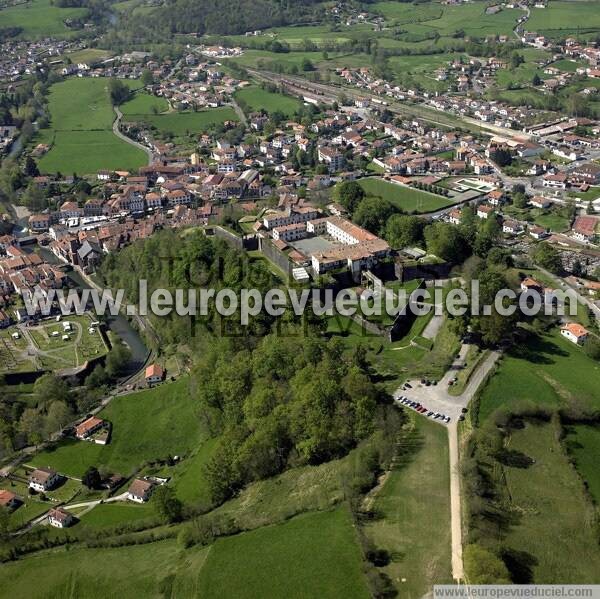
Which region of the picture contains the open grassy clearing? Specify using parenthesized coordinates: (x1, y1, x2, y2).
(119, 91, 169, 116)
(235, 85, 302, 117)
(0, 538, 211, 598)
(0, 0, 87, 39)
(565, 424, 600, 505)
(364, 416, 452, 598)
(197, 507, 370, 599)
(0, 508, 369, 598)
(35, 78, 146, 174)
(78, 502, 155, 528)
(38, 130, 148, 174)
(526, 0, 600, 38)
(478, 329, 600, 423)
(497, 420, 600, 583)
(29, 378, 207, 478)
(65, 48, 114, 66)
(358, 177, 456, 213)
(123, 107, 238, 135)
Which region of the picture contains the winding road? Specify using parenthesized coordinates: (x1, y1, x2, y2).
(113, 106, 154, 166)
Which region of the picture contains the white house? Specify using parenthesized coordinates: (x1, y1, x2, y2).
(560, 322, 589, 345)
(48, 507, 74, 528)
(127, 478, 154, 503)
(29, 468, 61, 492)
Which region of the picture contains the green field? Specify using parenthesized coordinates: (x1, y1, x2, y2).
(497, 420, 600, 583)
(0, 508, 369, 597)
(78, 502, 154, 528)
(197, 508, 370, 599)
(36, 78, 147, 175)
(526, 0, 600, 38)
(364, 417, 452, 597)
(0, 0, 87, 39)
(358, 177, 456, 213)
(124, 107, 238, 135)
(120, 92, 169, 116)
(29, 378, 207, 478)
(478, 329, 600, 423)
(235, 85, 302, 117)
(565, 424, 600, 505)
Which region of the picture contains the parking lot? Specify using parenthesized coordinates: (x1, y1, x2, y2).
(393, 345, 500, 425)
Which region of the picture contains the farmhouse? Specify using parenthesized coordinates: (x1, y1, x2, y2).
(127, 478, 154, 503)
(47, 507, 74, 528)
(145, 363, 164, 385)
(560, 322, 589, 345)
(75, 416, 105, 440)
(572, 216, 598, 243)
(0, 489, 20, 510)
(29, 468, 61, 492)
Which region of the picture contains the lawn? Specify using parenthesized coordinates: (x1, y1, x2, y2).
(497, 420, 600, 583)
(363, 416, 452, 598)
(235, 85, 302, 117)
(197, 507, 371, 599)
(119, 92, 169, 116)
(124, 107, 238, 135)
(478, 329, 600, 423)
(29, 378, 207, 478)
(565, 424, 600, 505)
(36, 78, 147, 175)
(0, 0, 87, 39)
(65, 48, 113, 66)
(357, 178, 456, 213)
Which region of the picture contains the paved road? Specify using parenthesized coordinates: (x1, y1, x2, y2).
(113, 106, 153, 166)
(393, 345, 501, 582)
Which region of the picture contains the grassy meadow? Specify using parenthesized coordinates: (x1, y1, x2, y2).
(364, 416, 452, 597)
(119, 91, 169, 115)
(123, 107, 238, 135)
(29, 378, 207, 478)
(477, 329, 600, 423)
(36, 78, 147, 174)
(0, 0, 87, 38)
(235, 85, 302, 116)
(358, 177, 456, 213)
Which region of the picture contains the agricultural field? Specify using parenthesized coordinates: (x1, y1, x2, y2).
(0, 314, 108, 375)
(123, 107, 238, 136)
(119, 92, 169, 116)
(197, 508, 370, 599)
(358, 177, 457, 213)
(29, 378, 208, 478)
(494, 420, 600, 583)
(234, 85, 302, 117)
(35, 78, 147, 175)
(363, 416, 452, 597)
(477, 328, 600, 423)
(0, 0, 87, 39)
(526, 0, 600, 39)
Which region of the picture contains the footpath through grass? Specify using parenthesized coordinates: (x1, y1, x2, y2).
(364, 416, 452, 597)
